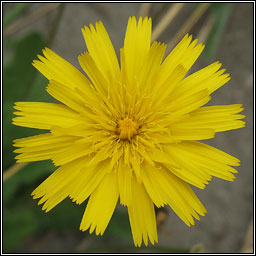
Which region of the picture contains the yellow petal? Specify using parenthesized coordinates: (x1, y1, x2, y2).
(80, 171, 119, 235)
(69, 160, 110, 205)
(162, 167, 207, 216)
(147, 150, 208, 189)
(129, 151, 142, 183)
(172, 104, 246, 132)
(169, 127, 215, 141)
(32, 158, 88, 212)
(170, 61, 230, 100)
(118, 159, 132, 206)
(33, 47, 94, 98)
(13, 102, 83, 130)
(79, 51, 123, 119)
(87, 144, 114, 167)
(50, 123, 98, 137)
(137, 41, 166, 93)
(46, 80, 90, 113)
(81, 21, 120, 82)
(146, 165, 206, 225)
(78, 52, 109, 95)
(123, 16, 152, 87)
(141, 164, 166, 207)
(165, 89, 211, 116)
(152, 64, 187, 110)
(162, 89, 211, 125)
(13, 133, 76, 151)
(51, 140, 93, 166)
(157, 34, 204, 88)
(128, 175, 158, 247)
(164, 142, 239, 183)
(13, 133, 78, 163)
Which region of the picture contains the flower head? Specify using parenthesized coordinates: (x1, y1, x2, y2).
(13, 16, 245, 246)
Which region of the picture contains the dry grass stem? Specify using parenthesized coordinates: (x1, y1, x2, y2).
(151, 3, 184, 42)
(137, 3, 152, 18)
(197, 13, 215, 43)
(3, 3, 60, 38)
(240, 218, 253, 253)
(166, 3, 211, 54)
(3, 163, 28, 182)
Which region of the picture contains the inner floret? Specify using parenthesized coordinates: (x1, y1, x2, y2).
(117, 117, 138, 140)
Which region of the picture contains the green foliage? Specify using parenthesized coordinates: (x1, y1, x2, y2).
(3, 32, 51, 170)
(205, 3, 233, 59)
(42, 199, 85, 231)
(3, 195, 85, 252)
(3, 161, 53, 204)
(104, 207, 132, 242)
(3, 3, 31, 28)
(3, 32, 55, 252)
(3, 207, 39, 251)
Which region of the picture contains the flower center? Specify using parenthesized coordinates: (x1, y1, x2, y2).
(117, 117, 138, 140)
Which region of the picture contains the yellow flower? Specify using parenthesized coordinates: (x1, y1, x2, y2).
(13, 16, 245, 247)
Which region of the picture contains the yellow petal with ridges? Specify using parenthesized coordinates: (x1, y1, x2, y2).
(170, 61, 230, 100)
(128, 175, 158, 247)
(141, 165, 166, 207)
(152, 64, 187, 108)
(81, 21, 120, 83)
(173, 104, 246, 132)
(154, 167, 205, 225)
(123, 16, 152, 87)
(169, 127, 215, 141)
(13, 102, 83, 130)
(138, 41, 166, 93)
(32, 158, 88, 211)
(80, 171, 119, 235)
(14, 134, 78, 163)
(118, 159, 132, 206)
(46, 80, 90, 113)
(33, 48, 94, 98)
(164, 142, 239, 183)
(157, 34, 204, 88)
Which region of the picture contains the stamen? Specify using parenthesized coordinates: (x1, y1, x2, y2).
(117, 117, 138, 140)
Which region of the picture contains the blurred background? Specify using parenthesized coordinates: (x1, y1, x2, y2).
(3, 2, 253, 253)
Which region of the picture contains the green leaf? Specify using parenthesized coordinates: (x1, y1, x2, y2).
(3, 182, 85, 251)
(104, 207, 132, 242)
(3, 160, 53, 204)
(4, 151, 83, 251)
(204, 3, 233, 59)
(41, 199, 85, 231)
(3, 207, 38, 252)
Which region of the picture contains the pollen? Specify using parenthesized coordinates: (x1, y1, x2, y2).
(117, 117, 138, 140)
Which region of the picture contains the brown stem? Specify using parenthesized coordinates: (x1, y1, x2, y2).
(3, 162, 28, 182)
